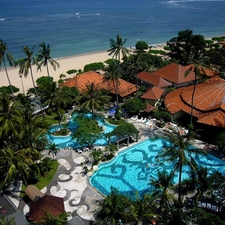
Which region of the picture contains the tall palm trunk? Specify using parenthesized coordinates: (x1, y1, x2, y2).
(29, 65, 45, 120)
(20, 75, 25, 94)
(116, 80, 119, 106)
(46, 61, 50, 77)
(190, 74, 197, 126)
(3, 56, 15, 100)
(178, 162, 183, 205)
(29, 65, 39, 97)
(56, 105, 62, 129)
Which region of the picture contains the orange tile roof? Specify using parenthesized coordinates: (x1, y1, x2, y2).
(145, 103, 155, 112)
(206, 75, 224, 82)
(151, 62, 195, 84)
(63, 71, 137, 98)
(185, 64, 218, 77)
(164, 81, 225, 127)
(137, 71, 172, 87)
(141, 86, 165, 100)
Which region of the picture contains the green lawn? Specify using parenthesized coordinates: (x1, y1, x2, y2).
(21, 160, 59, 195)
(44, 110, 66, 126)
(35, 160, 59, 190)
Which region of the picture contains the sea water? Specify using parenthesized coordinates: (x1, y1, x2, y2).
(0, 0, 225, 60)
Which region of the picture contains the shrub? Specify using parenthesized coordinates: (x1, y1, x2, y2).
(53, 128, 70, 136)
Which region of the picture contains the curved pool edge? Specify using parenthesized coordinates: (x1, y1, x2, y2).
(89, 137, 225, 198)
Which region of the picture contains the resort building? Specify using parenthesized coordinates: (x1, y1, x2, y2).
(137, 71, 172, 89)
(164, 77, 225, 128)
(63, 71, 137, 100)
(185, 64, 219, 80)
(137, 63, 196, 111)
(149, 62, 195, 88)
(141, 86, 165, 112)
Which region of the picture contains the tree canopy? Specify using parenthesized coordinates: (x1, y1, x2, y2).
(83, 62, 105, 72)
(72, 116, 103, 148)
(135, 40, 149, 52)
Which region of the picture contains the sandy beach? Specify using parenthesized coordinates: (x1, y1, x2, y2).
(0, 51, 111, 94)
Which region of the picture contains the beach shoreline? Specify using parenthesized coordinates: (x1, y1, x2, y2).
(0, 50, 111, 94)
(1, 34, 224, 94)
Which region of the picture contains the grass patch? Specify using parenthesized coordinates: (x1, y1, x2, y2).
(106, 118, 125, 125)
(35, 160, 59, 190)
(44, 110, 66, 126)
(21, 160, 59, 196)
(52, 128, 70, 136)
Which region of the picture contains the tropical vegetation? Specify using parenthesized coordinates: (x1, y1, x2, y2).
(1, 31, 225, 224)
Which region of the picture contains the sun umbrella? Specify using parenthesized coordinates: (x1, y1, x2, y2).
(109, 109, 116, 114)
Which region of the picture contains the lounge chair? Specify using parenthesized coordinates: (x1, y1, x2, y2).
(131, 115, 137, 120)
(133, 115, 138, 121)
(146, 120, 153, 126)
(142, 118, 148, 123)
(76, 149, 83, 154)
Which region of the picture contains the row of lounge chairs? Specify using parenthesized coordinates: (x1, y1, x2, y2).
(130, 116, 156, 127)
(75, 147, 89, 154)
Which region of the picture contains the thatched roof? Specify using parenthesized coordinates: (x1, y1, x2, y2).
(25, 185, 44, 201)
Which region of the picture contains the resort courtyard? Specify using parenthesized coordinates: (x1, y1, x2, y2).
(6, 117, 215, 225)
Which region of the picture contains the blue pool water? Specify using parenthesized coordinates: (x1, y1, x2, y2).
(90, 138, 225, 198)
(47, 114, 116, 148)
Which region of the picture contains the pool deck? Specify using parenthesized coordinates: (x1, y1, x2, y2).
(6, 119, 223, 224)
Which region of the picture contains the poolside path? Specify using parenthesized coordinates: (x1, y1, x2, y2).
(7, 119, 160, 224)
(10, 119, 210, 224)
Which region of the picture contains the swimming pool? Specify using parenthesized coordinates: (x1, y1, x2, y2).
(47, 113, 116, 147)
(90, 138, 225, 198)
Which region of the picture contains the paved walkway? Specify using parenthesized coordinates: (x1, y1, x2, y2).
(8, 119, 209, 224)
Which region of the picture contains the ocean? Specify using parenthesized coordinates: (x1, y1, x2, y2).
(0, 0, 225, 60)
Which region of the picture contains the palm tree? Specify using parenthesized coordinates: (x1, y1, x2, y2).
(108, 35, 129, 106)
(47, 143, 60, 159)
(183, 165, 217, 206)
(105, 143, 117, 156)
(40, 81, 70, 128)
(0, 39, 16, 100)
(37, 42, 60, 77)
(133, 192, 158, 225)
(16, 94, 47, 149)
(185, 62, 208, 127)
(108, 34, 129, 62)
(0, 148, 34, 187)
(95, 187, 137, 225)
(103, 60, 121, 105)
(157, 130, 206, 205)
(17, 46, 39, 97)
(0, 217, 15, 225)
(0, 93, 23, 146)
(35, 211, 69, 225)
(149, 170, 177, 212)
(76, 82, 110, 119)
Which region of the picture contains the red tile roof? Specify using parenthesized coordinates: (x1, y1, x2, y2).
(164, 80, 225, 127)
(151, 62, 195, 84)
(29, 195, 65, 222)
(141, 86, 165, 100)
(185, 64, 218, 77)
(145, 103, 155, 112)
(63, 71, 137, 97)
(206, 75, 224, 82)
(137, 71, 172, 87)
